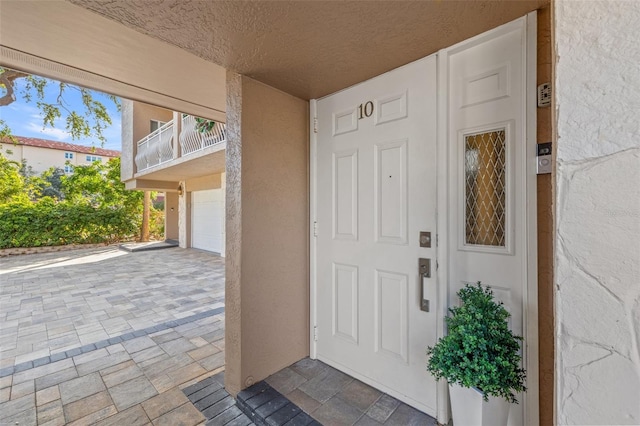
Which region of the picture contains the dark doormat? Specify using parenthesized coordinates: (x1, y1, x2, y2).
(183, 372, 320, 426)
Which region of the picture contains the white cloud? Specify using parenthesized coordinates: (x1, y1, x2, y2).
(25, 122, 70, 141)
(9, 103, 40, 115)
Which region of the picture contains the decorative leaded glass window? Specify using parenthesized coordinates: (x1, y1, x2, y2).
(464, 129, 506, 247)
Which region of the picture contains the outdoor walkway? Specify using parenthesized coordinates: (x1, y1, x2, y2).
(0, 246, 436, 426)
(0, 246, 228, 425)
(247, 358, 436, 426)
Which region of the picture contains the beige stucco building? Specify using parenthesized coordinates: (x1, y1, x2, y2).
(1, 136, 120, 174)
(121, 100, 226, 253)
(1, 1, 638, 425)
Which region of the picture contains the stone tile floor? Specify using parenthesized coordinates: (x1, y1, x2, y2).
(183, 372, 254, 425)
(0, 246, 226, 425)
(262, 359, 437, 426)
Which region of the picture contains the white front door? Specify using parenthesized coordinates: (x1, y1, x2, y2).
(192, 189, 224, 253)
(443, 17, 535, 425)
(313, 16, 536, 424)
(315, 55, 439, 415)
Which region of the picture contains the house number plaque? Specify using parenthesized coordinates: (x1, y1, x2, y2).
(358, 101, 374, 119)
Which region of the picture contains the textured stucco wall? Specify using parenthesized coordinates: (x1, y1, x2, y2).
(555, 1, 640, 424)
(178, 180, 190, 249)
(185, 173, 222, 192)
(132, 102, 173, 146)
(1, 1, 226, 121)
(164, 191, 179, 241)
(225, 72, 309, 396)
(70, 0, 546, 101)
(121, 99, 134, 181)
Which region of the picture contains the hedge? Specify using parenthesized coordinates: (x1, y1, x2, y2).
(0, 199, 141, 249)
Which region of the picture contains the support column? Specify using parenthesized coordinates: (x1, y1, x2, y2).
(221, 172, 226, 258)
(178, 181, 190, 248)
(225, 72, 309, 396)
(172, 111, 182, 159)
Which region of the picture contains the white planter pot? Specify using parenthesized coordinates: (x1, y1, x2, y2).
(448, 383, 511, 426)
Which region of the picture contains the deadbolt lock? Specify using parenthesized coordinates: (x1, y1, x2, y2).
(420, 231, 431, 248)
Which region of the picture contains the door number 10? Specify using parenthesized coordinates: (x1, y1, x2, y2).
(358, 101, 374, 119)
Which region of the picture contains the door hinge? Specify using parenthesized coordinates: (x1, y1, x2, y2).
(313, 325, 318, 341)
(313, 117, 318, 134)
(313, 221, 318, 237)
(436, 234, 439, 247)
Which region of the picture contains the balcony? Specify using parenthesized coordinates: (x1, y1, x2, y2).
(135, 120, 174, 172)
(180, 115, 227, 156)
(135, 115, 227, 173)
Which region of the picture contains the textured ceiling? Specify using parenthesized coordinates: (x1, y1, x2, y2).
(68, 0, 548, 100)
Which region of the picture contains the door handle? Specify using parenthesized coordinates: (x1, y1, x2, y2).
(419, 258, 431, 312)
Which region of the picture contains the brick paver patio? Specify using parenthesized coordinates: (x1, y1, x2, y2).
(0, 246, 228, 425)
(1, 246, 436, 426)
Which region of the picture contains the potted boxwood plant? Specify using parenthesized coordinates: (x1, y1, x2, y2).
(427, 282, 526, 426)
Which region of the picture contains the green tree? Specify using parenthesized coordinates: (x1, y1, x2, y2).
(18, 158, 36, 180)
(0, 154, 28, 203)
(38, 167, 66, 200)
(0, 67, 119, 145)
(63, 158, 143, 210)
(0, 157, 150, 249)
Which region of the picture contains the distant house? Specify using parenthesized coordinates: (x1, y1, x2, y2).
(1, 136, 120, 174)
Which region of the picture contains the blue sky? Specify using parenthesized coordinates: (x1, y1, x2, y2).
(1, 74, 122, 151)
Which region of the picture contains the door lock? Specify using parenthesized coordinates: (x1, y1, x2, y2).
(420, 231, 431, 248)
(419, 258, 431, 312)
(419, 258, 431, 278)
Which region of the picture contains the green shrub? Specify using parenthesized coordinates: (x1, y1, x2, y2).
(427, 282, 526, 403)
(0, 199, 140, 248)
(149, 207, 165, 241)
(0, 157, 148, 249)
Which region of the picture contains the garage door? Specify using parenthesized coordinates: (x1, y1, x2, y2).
(191, 189, 223, 254)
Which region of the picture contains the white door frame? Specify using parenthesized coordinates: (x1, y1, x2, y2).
(310, 99, 319, 358)
(310, 12, 538, 425)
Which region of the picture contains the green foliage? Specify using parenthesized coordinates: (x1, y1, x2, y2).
(1, 67, 120, 145)
(149, 206, 165, 241)
(194, 117, 216, 133)
(0, 154, 28, 203)
(63, 158, 143, 208)
(427, 282, 526, 403)
(37, 167, 66, 200)
(0, 198, 140, 248)
(18, 159, 36, 179)
(0, 157, 163, 249)
(152, 198, 164, 210)
(0, 119, 13, 142)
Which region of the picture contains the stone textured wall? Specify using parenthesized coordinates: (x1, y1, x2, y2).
(555, 1, 640, 424)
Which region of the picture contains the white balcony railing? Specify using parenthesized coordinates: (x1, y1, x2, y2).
(135, 120, 174, 172)
(135, 115, 226, 173)
(180, 115, 226, 156)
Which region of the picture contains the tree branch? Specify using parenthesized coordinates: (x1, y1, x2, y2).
(0, 69, 29, 107)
